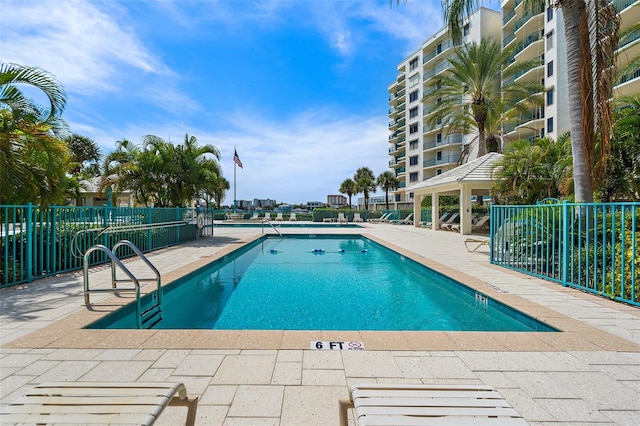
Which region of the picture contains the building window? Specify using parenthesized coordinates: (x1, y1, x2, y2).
(409, 139, 419, 150)
(436, 169, 442, 175)
(547, 117, 554, 133)
(546, 88, 554, 106)
(546, 31, 554, 50)
(409, 123, 419, 134)
(409, 155, 419, 166)
(463, 24, 470, 36)
(436, 151, 442, 161)
(409, 57, 419, 71)
(409, 90, 419, 102)
(409, 106, 419, 119)
(547, 7, 553, 21)
(436, 43, 442, 54)
(409, 172, 419, 182)
(436, 133, 442, 143)
(547, 60, 554, 77)
(409, 192, 414, 199)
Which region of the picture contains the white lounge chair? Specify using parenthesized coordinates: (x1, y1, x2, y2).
(339, 383, 527, 426)
(337, 212, 347, 223)
(263, 212, 271, 221)
(1, 382, 199, 426)
(353, 213, 364, 223)
(391, 213, 413, 225)
(438, 212, 459, 229)
(465, 237, 490, 252)
(275, 212, 283, 221)
(249, 212, 260, 220)
(450, 214, 490, 233)
(289, 213, 297, 221)
(421, 212, 450, 228)
(368, 213, 391, 224)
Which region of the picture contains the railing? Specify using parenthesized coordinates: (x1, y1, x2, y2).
(1, 204, 208, 288)
(491, 202, 639, 307)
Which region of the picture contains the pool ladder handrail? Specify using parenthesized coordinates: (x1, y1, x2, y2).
(262, 220, 283, 238)
(83, 240, 162, 329)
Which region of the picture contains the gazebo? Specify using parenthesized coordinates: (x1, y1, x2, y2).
(406, 153, 503, 235)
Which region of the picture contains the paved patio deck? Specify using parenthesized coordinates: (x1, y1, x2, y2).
(1, 223, 639, 425)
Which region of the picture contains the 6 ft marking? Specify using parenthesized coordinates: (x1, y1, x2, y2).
(311, 341, 365, 350)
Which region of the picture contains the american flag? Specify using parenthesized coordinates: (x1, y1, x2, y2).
(233, 150, 243, 169)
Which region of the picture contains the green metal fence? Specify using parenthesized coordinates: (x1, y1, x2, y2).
(490, 201, 639, 306)
(0, 204, 215, 288)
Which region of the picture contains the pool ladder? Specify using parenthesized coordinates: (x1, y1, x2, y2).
(83, 240, 162, 329)
(262, 220, 283, 238)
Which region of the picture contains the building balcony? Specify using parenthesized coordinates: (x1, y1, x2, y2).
(423, 154, 460, 168)
(514, 5, 544, 34)
(613, 0, 636, 13)
(614, 68, 640, 97)
(395, 167, 406, 176)
(423, 133, 463, 151)
(422, 39, 457, 65)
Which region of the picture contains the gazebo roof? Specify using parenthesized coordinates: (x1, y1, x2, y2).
(406, 153, 503, 194)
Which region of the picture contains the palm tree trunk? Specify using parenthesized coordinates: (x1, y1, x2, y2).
(562, 0, 594, 202)
(385, 188, 389, 209)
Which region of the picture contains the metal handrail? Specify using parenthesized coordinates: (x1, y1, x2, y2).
(112, 240, 162, 306)
(83, 244, 142, 329)
(262, 220, 283, 238)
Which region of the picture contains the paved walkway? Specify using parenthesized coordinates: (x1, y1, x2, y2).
(1, 224, 639, 425)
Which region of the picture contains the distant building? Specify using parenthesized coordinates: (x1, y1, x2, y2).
(253, 198, 276, 208)
(327, 194, 347, 208)
(357, 196, 387, 211)
(77, 176, 138, 207)
(236, 200, 253, 210)
(306, 201, 325, 210)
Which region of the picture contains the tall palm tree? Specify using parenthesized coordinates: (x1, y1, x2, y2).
(376, 171, 399, 209)
(339, 178, 357, 208)
(65, 133, 102, 176)
(0, 63, 71, 206)
(354, 167, 377, 210)
(425, 39, 543, 158)
(442, 0, 621, 202)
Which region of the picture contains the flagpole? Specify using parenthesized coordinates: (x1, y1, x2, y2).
(233, 145, 237, 213)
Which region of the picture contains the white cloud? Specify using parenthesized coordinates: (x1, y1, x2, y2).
(1, 0, 171, 95)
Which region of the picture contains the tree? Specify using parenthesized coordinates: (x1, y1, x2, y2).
(492, 134, 572, 204)
(376, 171, 399, 209)
(0, 63, 71, 206)
(596, 95, 640, 201)
(65, 133, 101, 177)
(354, 167, 376, 210)
(442, 0, 621, 202)
(339, 178, 357, 208)
(425, 39, 543, 158)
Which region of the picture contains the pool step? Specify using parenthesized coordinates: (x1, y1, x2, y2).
(141, 304, 162, 329)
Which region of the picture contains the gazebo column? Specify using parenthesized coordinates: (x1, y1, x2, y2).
(431, 192, 439, 231)
(460, 185, 472, 235)
(413, 194, 422, 227)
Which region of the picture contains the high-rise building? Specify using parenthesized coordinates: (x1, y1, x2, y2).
(389, 3, 639, 210)
(388, 8, 501, 210)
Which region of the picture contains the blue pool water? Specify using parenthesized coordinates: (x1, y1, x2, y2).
(89, 235, 556, 331)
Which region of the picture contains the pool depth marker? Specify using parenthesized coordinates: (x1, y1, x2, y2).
(311, 341, 365, 350)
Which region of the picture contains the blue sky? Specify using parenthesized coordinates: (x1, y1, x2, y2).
(3, 0, 450, 205)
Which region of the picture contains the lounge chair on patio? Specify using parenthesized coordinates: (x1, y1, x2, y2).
(368, 213, 391, 224)
(352, 213, 364, 223)
(337, 212, 348, 223)
(339, 383, 527, 426)
(421, 212, 449, 228)
(0, 382, 199, 426)
(263, 212, 271, 221)
(289, 213, 297, 221)
(391, 213, 413, 225)
(275, 212, 283, 221)
(450, 214, 490, 233)
(465, 237, 490, 252)
(438, 212, 459, 229)
(249, 212, 260, 220)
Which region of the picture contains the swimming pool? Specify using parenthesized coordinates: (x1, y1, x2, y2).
(88, 235, 556, 332)
(215, 223, 363, 228)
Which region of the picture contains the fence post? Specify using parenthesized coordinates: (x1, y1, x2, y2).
(561, 200, 569, 287)
(26, 203, 33, 283)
